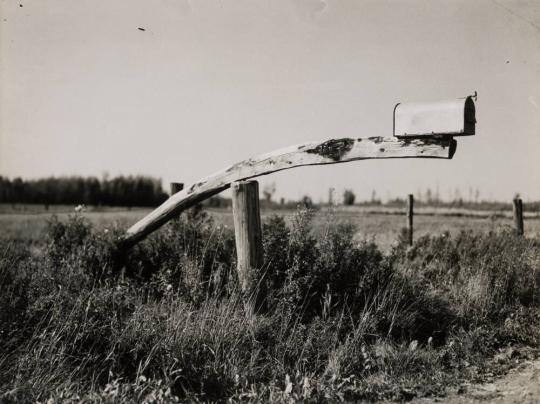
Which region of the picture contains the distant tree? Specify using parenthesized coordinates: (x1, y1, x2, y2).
(328, 187, 335, 205)
(0, 175, 167, 207)
(262, 182, 276, 203)
(426, 188, 433, 204)
(453, 188, 462, 205)
(343, 189, 356, 206)
(300, 195, 313, 209)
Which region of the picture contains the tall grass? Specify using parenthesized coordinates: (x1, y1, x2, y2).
(0, 209, 539, 402)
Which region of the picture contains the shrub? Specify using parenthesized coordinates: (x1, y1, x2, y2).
(261, 209, 454, 345)
(343, 189, 356, 206)
(128, 209, 237, 302)
(43, 211, 237, 303)
(393, 230, 540, 323)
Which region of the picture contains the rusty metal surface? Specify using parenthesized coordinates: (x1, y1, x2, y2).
(394, 96, 475, 138)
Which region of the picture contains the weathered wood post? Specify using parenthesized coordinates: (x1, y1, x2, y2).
(170, 182, 184, 195)
(231, 180, 266, 314)
(513, 198, 524, 236)
(407, 194, 414, 246)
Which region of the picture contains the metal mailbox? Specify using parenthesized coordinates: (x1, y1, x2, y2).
(393, 95, 476, 138)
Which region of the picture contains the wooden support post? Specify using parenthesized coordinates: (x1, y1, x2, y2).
(513, 198, 524, 236)
(407, 194, 414, 246)
(170, 182, 184, 195)
(231, 180, 266, 314)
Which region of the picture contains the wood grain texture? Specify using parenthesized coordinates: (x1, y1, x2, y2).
(232, 181, 266, 313)
(513, 198, 524, 236)
(121, 136, 457, 249)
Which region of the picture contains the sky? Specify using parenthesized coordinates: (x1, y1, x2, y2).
(1, 0, 539, 203)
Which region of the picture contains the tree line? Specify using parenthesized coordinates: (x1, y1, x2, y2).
(0, 175, 168, 207)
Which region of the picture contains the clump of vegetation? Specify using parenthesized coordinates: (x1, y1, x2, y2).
(395, 229, 540, 321)
(0, 208, 539, 402)
(343, 189, 356, 206)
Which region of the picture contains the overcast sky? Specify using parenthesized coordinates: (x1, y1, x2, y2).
(1, 0, 539, 203)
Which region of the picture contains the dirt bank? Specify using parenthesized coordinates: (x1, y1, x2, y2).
(411, 358, 540, 403)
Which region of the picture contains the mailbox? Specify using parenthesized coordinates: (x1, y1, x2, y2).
(393, 96, 475, 138)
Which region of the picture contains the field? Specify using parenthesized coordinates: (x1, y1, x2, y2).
(3, 204, 540, 249)
(1, 204, 540, 402)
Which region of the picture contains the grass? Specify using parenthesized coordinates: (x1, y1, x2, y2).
(0, 207, 539, 402)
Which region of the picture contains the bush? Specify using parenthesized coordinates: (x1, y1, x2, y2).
(128, 209, 237, 302)
(343, 189, 356, 206)
(393, 230, 540, 323)
(43, 211, 237, 303)
(261, 209, 454, 345)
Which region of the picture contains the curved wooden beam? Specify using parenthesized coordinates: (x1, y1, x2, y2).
(121, 136, 456, 249)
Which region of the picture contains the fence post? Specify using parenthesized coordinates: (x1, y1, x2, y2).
(231, 180, 266, 314)
(170, 182, 184, 195)
(407, 194, 414, 246)
(513, 198, 524, 236)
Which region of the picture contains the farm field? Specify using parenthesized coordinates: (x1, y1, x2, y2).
(2, 203, 540, 251)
